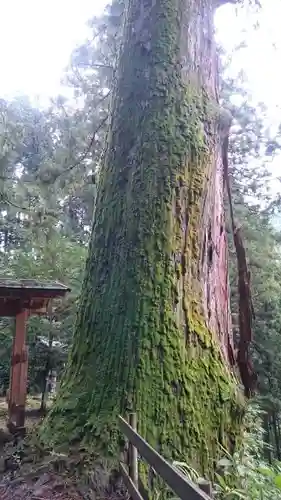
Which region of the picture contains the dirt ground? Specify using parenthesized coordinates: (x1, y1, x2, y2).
(0, 475, 84, 500)
(0, 395, 45, 431)
(0, 397, 83, 499)
(0, 398, 128, 499)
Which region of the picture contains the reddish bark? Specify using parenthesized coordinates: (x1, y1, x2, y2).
(201, 143, 235, 367)
(234, 228, 257, 397)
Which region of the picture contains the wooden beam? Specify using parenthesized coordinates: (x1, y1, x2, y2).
(119, 416, 211, 500)
(0, 301, 22, 317)
(128, 413, 138, 487)
(0, 303, 48, 317)
(8, 309, 29, 429)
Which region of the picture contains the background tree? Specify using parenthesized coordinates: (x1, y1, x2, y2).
(221, 55, 281, 460)
(0, 97, 87, 394)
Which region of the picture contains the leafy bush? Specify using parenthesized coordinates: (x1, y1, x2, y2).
(213, 403, 281, 499)
(171, 403, 281, 499)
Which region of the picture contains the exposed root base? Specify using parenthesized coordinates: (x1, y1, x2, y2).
(0, 435, 128, 500)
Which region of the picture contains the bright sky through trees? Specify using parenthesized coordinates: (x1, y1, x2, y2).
(0, 0, 280, 186)
(0, 0, 97, 101)
(0, 0, 279, 115)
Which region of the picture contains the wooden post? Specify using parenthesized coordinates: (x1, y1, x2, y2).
(40, 300, 53, 412)
(198, 479, 213, 498)
(8, 309, 29, 429)
(128, 413, 138, 487)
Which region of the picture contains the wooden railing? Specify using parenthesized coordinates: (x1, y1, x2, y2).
(119, 413, 213, 500)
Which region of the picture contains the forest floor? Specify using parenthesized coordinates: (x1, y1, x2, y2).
(0, 396, 45, 432)
(0, 397, 128, 499)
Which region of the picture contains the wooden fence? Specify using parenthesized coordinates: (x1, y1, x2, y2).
(119, 413, 213, 500)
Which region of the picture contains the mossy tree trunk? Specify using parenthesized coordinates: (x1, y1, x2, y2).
(41, 0, 241, 475)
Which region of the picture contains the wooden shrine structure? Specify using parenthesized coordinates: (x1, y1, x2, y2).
(0, 279, 70, 432)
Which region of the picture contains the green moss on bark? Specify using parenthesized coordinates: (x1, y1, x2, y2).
(40, 0, 243, 478)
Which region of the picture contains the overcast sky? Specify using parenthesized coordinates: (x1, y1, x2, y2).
(0, 1, 279, 110)
(0, 0, 280, 127)
(0, 0, 99, 101)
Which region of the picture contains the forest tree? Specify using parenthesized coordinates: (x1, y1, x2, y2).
(40, 0, 243, 476)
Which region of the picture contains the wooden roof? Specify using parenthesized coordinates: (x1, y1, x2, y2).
(0, 279, 70, 317)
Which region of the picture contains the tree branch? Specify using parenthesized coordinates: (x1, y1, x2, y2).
(54, 113, 109, 180)
(1, 192, 59, 217)
(0, 175, 12, 181)
(1, 194, 29, 212)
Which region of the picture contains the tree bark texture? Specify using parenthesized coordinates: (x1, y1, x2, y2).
(41, 0, 242, 475)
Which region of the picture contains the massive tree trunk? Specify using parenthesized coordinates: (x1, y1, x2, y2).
(41, 0, 242, 475)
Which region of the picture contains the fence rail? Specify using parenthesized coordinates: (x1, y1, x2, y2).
(119, 413, 213, 500)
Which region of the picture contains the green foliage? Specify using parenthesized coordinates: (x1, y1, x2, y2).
(218, 49, 281, 461)
(169, 405, 281, 499)
(213, 404, 281, 499)
(0, 324, 13, 394)
(0, 96, 88, 394)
